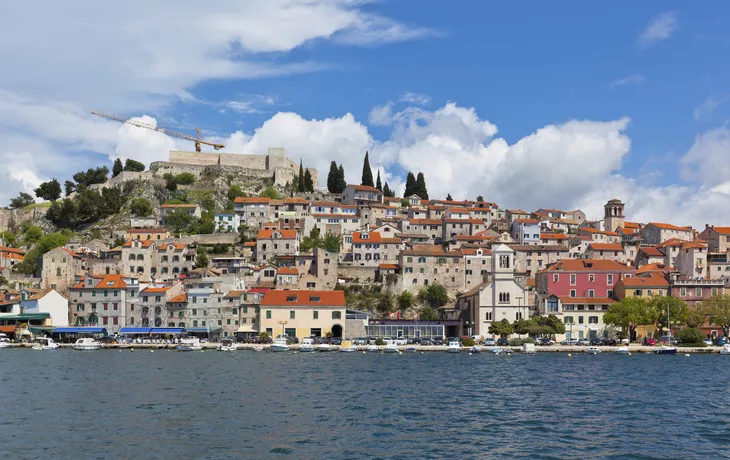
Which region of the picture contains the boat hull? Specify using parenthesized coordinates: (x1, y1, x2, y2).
(271, 345, 289, 352)
(654, 347, 677, 355)
(300, 347, 314, 352)
(339, 347, 357, 352)
(73, 345, 102, 351)
(176, 345, 203, 351)
(616, 347, 629, 355)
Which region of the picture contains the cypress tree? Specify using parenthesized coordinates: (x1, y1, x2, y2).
(404, 172, 417, 197)
(361, 151, 374, 187)
(337, 165, 347, 193)
(416, 172, 428, 199)
(383, 182, 394, 197)
(298, 160, 305, 193)
(304, 169, 314, 192)
(376, 170, 382, 191)
(327, 161, 338, 193)
(112, 158, 123, 178)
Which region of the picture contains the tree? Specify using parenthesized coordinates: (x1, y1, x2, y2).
(686, 309, 705, 328)
(446, 193, 453, 201)
(123, 159, 145, 172)
(73, 166, 109, 187)
(195, 247, 210, 269)
(400, 198, 410, 207)
(376, 292, 396, 315)
(112, 158, 123, 177)
(418, 283, 449, 308)
(698, 294, 730, 338)
(488, 319, 514, 337)
(404, 172, 417, 197)
(300, 226, 322, 252)
(291, 175, 299, 196)
(396, 291, 414, 311)
(165, 210, 196, 236)
(415, 172, 428, 199)
(259, 187, 283, 200)
(64, 180, 76, 196)
(327, 161, 339, 193)
(34, 179, 62, 201)
(9, 192, 34, 209)
(649, 296, 689, 337)
(227, 184, 244, 203)
(679, 327, 704, 346)
(304, 169, 314, 192)
(604, 297, 652, 342)
(0, 231, 18, 247)
(175, 172, 196, 185)
(298, 160, 305, 193)
(419, 306, 439, 321)
(321, 233, 342, 253)
(361, 151, 374, 187)
(376, 170, 382, 191)
(476, 195, 484, 202)
(383, 182, 394, 197)
(14, 232, 70, 275)
(130, 198, 153, 217)
(163, 173, 178, 191)
(336, 165, 347, 193)
(22, 225, 43, 245)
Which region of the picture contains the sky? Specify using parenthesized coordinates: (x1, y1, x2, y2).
(1, 1, 730, 228)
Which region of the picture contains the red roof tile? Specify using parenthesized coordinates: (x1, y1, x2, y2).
(589, 243, 623, 251)
(257, 229, 297, 239)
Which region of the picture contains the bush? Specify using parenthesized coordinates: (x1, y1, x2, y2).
(175, 172, 196, 185)
(461, 337, 475, 347)
(679, 327, 705, 346)
(375, 338, 385, 346)
(509, 337, 537, 346)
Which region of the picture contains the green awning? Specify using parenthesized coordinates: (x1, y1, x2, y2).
(29, 326, 55, 333)
(0, 313, 51, 322)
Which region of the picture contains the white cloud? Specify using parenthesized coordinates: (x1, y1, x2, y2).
(398, 92, 431, 105)
(639, 12, 678, 48)
(369, 102, 394, 126)
(609, 74, 646, 88)
(693, 95, 728, 120)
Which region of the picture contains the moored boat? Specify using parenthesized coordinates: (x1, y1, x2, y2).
(586, 346, 601, 355)
(0, 333, 11, 348)
(271, 337, 290, 352)
(720, 344, 730, 355)
(32, 337, 60, 350)
(217, 339, 238, 352)
(317, 343, 332, 352)
(176, 337, 203, 351)
(489, 347, 503, 355)
(384, 339, 399, 353)
(339, 340, 357, 352)
(300, 338, 315, 352)
(73, 338, 102, 351)
(616, 347, 630, 355)
(654, 346, 677, 355)
(447, 341, 461, 353)
(366, 344, 379, 352)
(469, 346, 482, 353)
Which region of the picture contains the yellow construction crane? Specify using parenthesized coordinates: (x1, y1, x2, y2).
(91, 110, 224, 152)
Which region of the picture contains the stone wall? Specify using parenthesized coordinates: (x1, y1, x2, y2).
(0, 206, 50, 232)
(337, 265, 378, 282)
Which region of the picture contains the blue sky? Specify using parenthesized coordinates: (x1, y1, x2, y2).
(1, 1, 730, 226)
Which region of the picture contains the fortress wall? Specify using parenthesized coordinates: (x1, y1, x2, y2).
(169, 151, 268, 170)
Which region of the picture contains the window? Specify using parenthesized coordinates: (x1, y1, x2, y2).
(553, 274, 559, 283)
(266, 310, 272, 319)
(712, 287, 719, 296)
(332, 311, 341, 320)
(588, 316, 599, 324)
(607, 274, 613, 285)
(578, 316, 584, 324)
(607, 290, 613, 298)
(634, 289, 642, 296)
(564, 316, 574, 324)
(589, 274, 595, 282)
(570, 274, 576, 286)
(499, 255, 510, 269)
(485, 311, 492, 321)
(56, 268, 61, 276)
(498, 292, 510, 303)
(588, 290, 594, 298)
(696, 288, 702, 297)
(289, 311, 296, 319)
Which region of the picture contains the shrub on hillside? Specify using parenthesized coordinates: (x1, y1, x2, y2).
(679, 327, 705, 346)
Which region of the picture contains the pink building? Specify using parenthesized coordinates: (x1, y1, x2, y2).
(536, 259, 636, 300)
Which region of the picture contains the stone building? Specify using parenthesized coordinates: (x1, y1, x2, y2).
(121, 240, 156, 280)
(639, 222, 693, 245)
(399, 245, 464, 294)
(255, 229, 299, 263)
(603, 199, 625, 233)
(41, 247, 83, 293)
(509, 244, 570, 279)
(154, 243, 196, 280)
(69, 274, 141, 332)
(234, 197, 272, 229)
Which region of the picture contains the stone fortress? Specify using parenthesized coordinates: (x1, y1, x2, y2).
(150, 148, 318, 188)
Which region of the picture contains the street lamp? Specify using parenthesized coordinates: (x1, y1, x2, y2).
(465, 320, 473, 337)
(278, 320, 288, 338)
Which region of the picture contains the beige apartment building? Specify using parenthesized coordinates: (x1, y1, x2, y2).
(259, 290, 347, 339)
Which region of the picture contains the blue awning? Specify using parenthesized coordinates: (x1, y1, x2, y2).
(185, 327, 222, 333)
(54, 327, 107, 334)
(150, 328, 185, 334)
(119, 327, 153, 334)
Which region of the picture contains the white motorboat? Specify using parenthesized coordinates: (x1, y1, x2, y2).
(522, 343, 536, 355)
(73, 338, 102, 351)
(271, 337, 290, 352)
(300, 338, 315, 352)
(586, 346, 601, 355)
(0, 333, 11, 348)
(32, 337, 60, 350)
(447, 341, 461, 353)
(366, 344, 379, 352)
(176, 337, 203, 351)
(384, 340, 399, 353)
(339, 340, 357, 352)
(469, 346, 482, 354)
(720, 344, 730, 355)
(616, 347, 630, 355)
(253, 346, 264, 352)
(489, 347, 503, 355)
(217, 339, 238, 352)
(317, 343, 332, 352)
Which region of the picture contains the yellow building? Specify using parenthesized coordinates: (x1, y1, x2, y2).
(259, 290, 346, 339)
(614, 273, 669, 299)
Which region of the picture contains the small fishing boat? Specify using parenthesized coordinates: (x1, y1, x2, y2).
(317, 343, 332, 352)
(720, 344, 730, 355)
(586, 346, 601, 355)
(176, 337, 203, 352)
(217, 339, 238, 352)
(339, 340, 357, 352)
(32, 337, 60, 350)
(616, 346, 630, 355)
(300, 338, 315, 352)
(73, 338, 102, 351)
(384, 340, 399, 353)
(271, 337, 290, 352)
(404, 347, 418, 353)
(469, 346, 482, 354)
(489, 347, 503, 355)
(654, 306, 677, 355)
(447, 341, 461, 353)
(0, 333, 11, 348)
(253, 346, 264, 352)
(366, 344, 379, 352)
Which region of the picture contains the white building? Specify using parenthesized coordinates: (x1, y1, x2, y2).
(215, 213, 241, 233)
(20, 289, 69, 327)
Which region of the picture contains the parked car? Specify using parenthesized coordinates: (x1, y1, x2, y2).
(643, 337, 657, 346)
(484, 338, 496, 346)
(395, 337, 407, 346)
(561, 338, 578, 346)
(353, 337, 368, 345)
(601, 338, 618, 346)
(536, 337, 554, 346)
(367, 337, 378, 345)
(589, 337, 603, 346)
(432, 336, 444, 345)
(419, 338, 434, 346)
(330, 337, 343, 346)
(576, 338, 590, 346)
(658, 335, 678, 346)
(471, 335, 483, 345)
(497, 337, 510, 346)
(714, 336, 729, 346)
(703, 338, 714, 346)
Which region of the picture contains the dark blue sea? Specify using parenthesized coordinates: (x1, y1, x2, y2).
(1, 349, 728, 459)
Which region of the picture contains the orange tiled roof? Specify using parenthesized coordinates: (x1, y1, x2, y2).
(542, 233, 571, 240)
(243, 242, 256, 247)
(639, 246, 664, 257)
(507, 209, 529, 214)
(711, 227, 730, 235)
(0, 246, 24, 255)
(256, 229, 297, 239)
(353, 231, 382, 243)
(167, 293, 187, 303)
(619, 273, 669, 287)
(141, 285, 171, 293)
(122, 240, 155, 248)
(234, 197, 271, 204)
(623, 222, 641, 229)
(636, 263, 670, 275)
(658, 238, 684, 248)
(681, 241, 707, 249)
(277, 267, 299, 275)
(381, 237, 402, 244)
(261, 290, 346, 306)
(648, 222, 692, 231)
(589, 243, 623, 251)
(284, 197, 310, 205)
(515, 218, 539, 224)
(157, 243, 186, 251)
(348, 184, 382, 193)
(379, 263, 400, 270)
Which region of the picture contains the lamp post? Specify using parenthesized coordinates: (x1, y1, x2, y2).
(278, 320, 288, 338)
(465, 320, 473, 337)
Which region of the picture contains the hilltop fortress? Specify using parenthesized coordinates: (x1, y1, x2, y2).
(149, 148, 318, 188)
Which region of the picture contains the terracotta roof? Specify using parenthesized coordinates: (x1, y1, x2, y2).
(141, 285, 171, 293)
(94, 274, 128, 289)
(543, 259, 634, 272)
(636, 263, 670, 275)
(348, 184, 383, 194)
(681, 241, 707, 249)
(447, 207, 469, 214)
(648, 222, 692, 231)
(444, 218, 484, 225)
(397, 233, 430, 239)
(122, 240, 155, 248)
(460, 248, 491, 256)
(277, 266, 299, 275)
(711, 227, 730, 235)
(256, 229, 297, 239)
(157, 243, 186, 251)
(588, 243, 623, 251)
(0, 246, 24, 255)
(623, 222, 641, 229)
(619, 273, 669, 287)
(353, 232, 382, 243)
(515, 218, 539, 224)
(243, 242, 256, 247)
(234, 197, 270, 204)
(127, 228, 168, 234)
(381, 237, 402, 244)
(579, 227, 599, 233)
(542, 233, 570, 240)
(61, 247, 81, 258)
(379, 264, 400, 270)
(559, 297, 616, 305)
(161, 203, 198, 208)
(403, 246, 461, 257)
(27, 288, 53, 300)
(408, 218, 442, 225)
(167, 293, 187, 303)
(507, 209, 529, 214)
(639, 246, 664, 257)
(223, 290, 246, 299)
(260, 290, 346, 307)
(455, 235, 494, 241)
(284, 197, 309, 205)
(657, 238, 684, 248)
(460, 282, 490, 298)
(311, 201, 341, 207)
